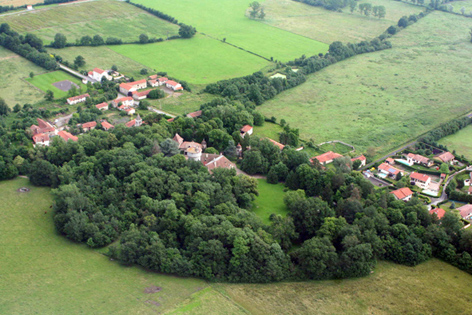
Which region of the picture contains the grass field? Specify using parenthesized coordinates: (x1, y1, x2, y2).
(147, 92, 217, 116)
(258, 11, 472, 157)
(26, 70, 86, 99)
(262, 0, 424, 44)
(438, 124, 472, 159)
(253, 122, 283, 140)
(111, 34, 273, 85)
(0, 0, 179, 43)
(0, 0, 43, 6)
(0, 177, 207, 314)
(252, 179, 289, 224)
(134, 0, 328, 61)
(319, 142, 354, 155)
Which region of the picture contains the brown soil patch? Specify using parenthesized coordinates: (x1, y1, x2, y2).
(145, 300, 161, 307)
(144, 286, 162, 294)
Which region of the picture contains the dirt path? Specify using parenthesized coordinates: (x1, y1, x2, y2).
(0, 55, 19, 61)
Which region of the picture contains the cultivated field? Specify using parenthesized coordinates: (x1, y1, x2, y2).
(111, 35, 272, 85)
(438, 124, 472, 159)
(26, 70, 86, 99)
(259, 11, 472, 157)
(262, 0, 425, 44)
(252, 179, 288, 224)
(0, 0, 179, 43)
(134, 0, 328, 61)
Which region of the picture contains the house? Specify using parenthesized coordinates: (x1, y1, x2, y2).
(405, 153, 434, 167)
(435, 151, 455, 165)
(67, 93, 89, 105)
(240, 125, 253, 138)
(386, 158, 395, 165)
(125, 114, 142, 128)
(101, 120, 114, 131)
(351, 155, 366, 167)
(409, 172, 431, 189)
(58, 130, 78, 142)
(119, 79, 147, 95)
(31, 118, 56, 136)
(32, 133, 50, 147)
(200, 153, 236, 174)
(187, 110, 202, 118)
(81, 121, 97, 132)
(148, 79, 159, 87)
(457, 204, 472, 220)
(390, 187, 414, 201)
(132, 89, 151, 100)
(166, 80, 183, 91)
(95, 102, 109, 111)
(172, 133, 204, 161)
(124, 108, 135, 115)
(88, 68, 111, 82)
(148, 74, 158, 80)
(158, 77, 168, 86)
(378, 163, 404, 178)
(430, 208, 446, 220)
(468, 186, 472, 195)
(313, 151, 343, 165)
(26, 5, 33, 10)
(113, 97, 134, 108)
(267, 138, 285, 150)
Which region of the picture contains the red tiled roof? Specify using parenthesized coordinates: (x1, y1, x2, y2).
(240, 125, 253, 132)
(32, 133, 49, 144)
(148, 74, 158, 80)
(386, 158, 395, 164)
(82, 121, 97, 129)
(101, 121, 114, 129)
(390, 187, 413, 200)
(31, 118, 55, 134)
(314, 151, 342, 164)
(67, 93, 89, 102)
(187, 110, 202, 118)
(114, 97, 133, 104)
(167, 118, 175, 122)
(351, 155, 366, 162)
(457, 204, 472, 219)
(410, 172, 430, 182)
(266, 138, 285, 150)
(173, 133, 184, 145)
(200, 154, 235, 173)
(436, 152, 455, 163)
(430, 208, 446, 219)
(158, 77, 168, 82)
(119, 79, 146, 91)
(378, 163, 402, 175)
(58, 130, 78, 142)
(469, 186, 472, 193)
(88, 71, 93, 76)
(132, 89, 151, 97)
(407, 153, 430, 164)
(93, 68, 105, 74)
(166, 80, 179, 86)
(126, 119, 136, 128)
(95, 102, 108, 109)
(124, 108, 134, 113)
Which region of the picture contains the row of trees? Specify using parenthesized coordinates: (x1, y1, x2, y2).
(248, 1, 266, 19)
(350, 2, 386, 19)
(294, 0, 348, 11)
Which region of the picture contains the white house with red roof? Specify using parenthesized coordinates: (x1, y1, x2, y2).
(95, 102, 109, 111)
(430, 208, 446, 220)
(378, 163, 404, 178)
(457, 204, 472, 220)
(124, 108, 135, 115)
(409, 172, 431, 189)
(158, 77, 168, 86)
(88, 68, 111, 82)
(313, 151, 342, 165)
(435, 151, 455, 165)
(405, 153, 433, 167)
(200, 153, 236, 174)
(119, 79, 147, 95)
(351, 155, 366, 167)
(32, 133, 50, 147)
(125, 114, 142, 128)
(166, 80, 183, 91)
(113, 97, 134, 108)
(30, 118, 56, 136)
(240, 125, 253, 138)
(132, 89, 151, 100)
(81, 121, 97, 132)
(67, 93, 89, 105)
(390, 187, 413, 201)
(101, 120, 114, 131)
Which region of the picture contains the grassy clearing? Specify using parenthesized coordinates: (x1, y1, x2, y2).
(258, 11, 472, 157)
(438, 124, 472, 159)
(147, 92, 217, 116)
(134, 0, 328, 61)
(219, 258, 472, 314)
(0, 47, 44, 106)
(111, 34, 272, 85)
(440, 200, 467, 210)
(262, 0, 424, 44)
(253, 122, 283, 140)
(26, 70, 86, 99)
(0, 177, 207, 314)
(252, 179, 289, 224)
(450, 0, 472, 13)
(319, 142, 354, 154)
(0, 0, 43, 6)
(0, 0, 179, 43)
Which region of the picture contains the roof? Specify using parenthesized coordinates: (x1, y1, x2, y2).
(82, 121, 97, 129)
(132, 89, 151, 97)
(124, 108, 135, 113)
(101, 121, 114, 129)
(93, 68, 106, 74)
(410, 172, 430, 182)
(148, 74, 158, 80)
(32, 133, 49, 144)
(95, 102, 108, 109)
(187, 110, 202, 118)
(167, 118, 175, 122)
(351, 155, 366, 162)
(114, 97, 133, 104)
(180, 141, 202, 151)
(436, 152, 455, 163)
(378, 163, 401, 175)
(119, 79, 147, 91)
(158, 77, 168, 82)
(457, 204, 472, 219)
(126, 119, 136, 128)
(407, 153, 430, 164)
(240, 125, 253, 132)
(390, 187, 413, 200)
(267, 138, 285, 150)
(200, 154, 235, 173)
(67, 93, 89, 102)
(314, 151, 342, 164)
(58, 130, 78, 142)
(173, 133, 184, 145)
(430, 208, 446, 219)
(166, 80, 180, 86)
(31, 118, 55, 134)
(386, 158, 395, 164)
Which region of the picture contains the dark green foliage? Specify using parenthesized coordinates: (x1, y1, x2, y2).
(0, 98, 10, 116)
(294, 0, 347, 11)
(148, 89, 165, 99)
(178, 24, 197, 38)
(52, 33, 67, 48)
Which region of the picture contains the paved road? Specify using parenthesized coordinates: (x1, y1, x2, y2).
(429, 166, 472, 206)
(58, 63, 97, 84)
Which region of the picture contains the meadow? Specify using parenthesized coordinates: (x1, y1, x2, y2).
(253, 122, 283, 140)
(252, 179, 289, 224)
(110, 34, 273, 85)
(146, 92, 217, 116)
(0, 0, 43, 6)
(26, 70, 86, 99)
(258, 11, 472, 157)
(438, 124, 472, 159)
(0, 0, 179, 43)
(133, 0, 328, 61)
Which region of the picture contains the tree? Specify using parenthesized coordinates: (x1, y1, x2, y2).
(387, 25, 397, 35)
(111, 65, 118, 71)
(249, 1, 261, 18)
(292, 237, 337, 279)
(178, 24, 196, 38)
(159, 139, 180, 157)
(450, 201, 456, 209)
(29, 72, 34, 78)
(352, 159, 362, 170)
(349, 0, 357, 13)
(0, 98, 10, 116)
(44, 90, 54, 101)
(377, 6, 386, 19)
(398, 16, 408, 28)
(52, 33, 67, 48)
(140, 68, 148, 75)
(259, 8, 266, 19)
(80, 35, 92, 46)
(28, 160, 56, 186)
(13, 104, 21, 113)
(74, 55, 85, 68)
(92, 35, 104, 46)
(148, 89, 165, 99)
(139, 33, 149, 44)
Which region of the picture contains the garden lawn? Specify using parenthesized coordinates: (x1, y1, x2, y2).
(110, 34, 272, 85)
(147, 92, 217, 116)
(258, 11, 472, 157)
(133, 0, 328, 61)
(438, 124, 472, 160)
(252, 179, 288, 224)
(253, 122, 283, 140)
(0, 177, 207, 314)
(26, 70, 86, 99)
(0, 0, 179, 43)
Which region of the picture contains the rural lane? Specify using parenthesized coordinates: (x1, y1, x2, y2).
(58, 63, 98, 84)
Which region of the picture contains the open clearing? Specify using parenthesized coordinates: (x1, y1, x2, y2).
(262, 0, 424, 44)
(26, 70, 86, 99)
(438, 124, 472, 159)
(0, 0, 43, 6)
(111, 34, 272, 85)
(147, 92, 217, 116)
(259, 11, 472, 157)
(252, 179, 288, 224)
(134, 0, 328, 61)
(0, 0, 179, 43)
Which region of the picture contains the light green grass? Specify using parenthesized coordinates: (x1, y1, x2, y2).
(147, 92, 217, 116)
(449, 0, 472, 14)
(134, 0, 328, 61)
(26, 70, 86, 99)
(0, 177, 207, 314)
(253, 122, 283, 140)
(262, 0, 425, 44)
(438, 124, 472, 159)
(110, 34, 272, 85)
(440, 200, 467, 210)
(319, 142, 354, 155)
(0, 0, 179, 43)
(258, 11, 472, 157)
(252, 179, 288, 224)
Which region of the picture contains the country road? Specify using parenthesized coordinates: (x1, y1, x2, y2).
(58, 63, 97, 84)
(429, 166, 472, 206)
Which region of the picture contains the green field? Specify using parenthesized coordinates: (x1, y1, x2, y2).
(0, 0, 179, 43)
(134, 0, 328, 61)
(252, 179, 288, 224)
(253, 122, 283, 140)
(438, 124, 472, 159)
(258, 11, 472, 157)
(26, 70, 86, 99)
(111, 34, 273, 85)
(147, 92, 217, 116)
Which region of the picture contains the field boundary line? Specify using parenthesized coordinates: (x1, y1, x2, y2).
(210, 283, 252, 314)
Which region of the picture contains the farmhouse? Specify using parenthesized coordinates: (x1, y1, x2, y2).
(31, 118, 56, 135)
(125, 114, 142, 128)
(88, 68, 111, 82)
(148, 80, 159, 87)
(351, 155, 366, 167)
(32, 133, 50, 147)
(173, 133, 205, 161)
(386, 158, 395, 165)
(390, 187, 413, 202)
(132, 89, 151, 100)
(410, 172, 431, 189)
(405, 153, 433, 167)
(95, 102, 109, 111)
(81, 121, 97, 132)
(187, 110, 202, 118)
(67, 93, 89, 105)
(119, 79, 147, 95)
(166, 80, 183, 91)
(435, 151, 455, 164)
(158, 77, 168, 85)
(457, 204, 472, 220)
(58, 130, 78, 142)
(378, 163, 404, 178)
(101, 120, 114, 131)
(313, 151, 342, 165)
(267, 138, 285, 150)
(124, 108, 135, 115)
(240, 125, 253, 138)
(200, 153, 236, 173)
(113, 97, 134, 108)
(430, 208, 446, 220)
(148, 74, 158, 80)
(26, 5, 33, 10)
